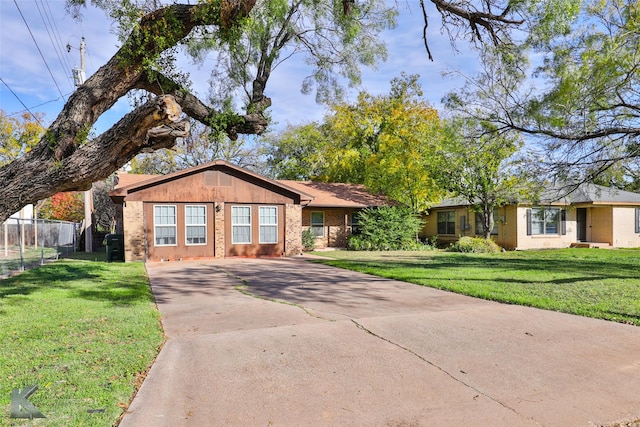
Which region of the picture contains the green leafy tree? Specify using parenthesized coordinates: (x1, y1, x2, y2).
(0, 0, 576, 222)
(262, 123, 330, 180)
(435, 119, 530, 239)
(445, 0, 640, 185)
(0, 110, 44, 166)
(323, 73, 445, 211)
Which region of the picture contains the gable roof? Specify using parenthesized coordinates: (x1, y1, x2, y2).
(278, 180, 391, 208)
(109, 160, 314, 202)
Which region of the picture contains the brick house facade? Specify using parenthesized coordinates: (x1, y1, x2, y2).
(110, 161, 391, 261)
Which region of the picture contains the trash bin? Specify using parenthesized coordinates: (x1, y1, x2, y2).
(104, 234, 124, 262)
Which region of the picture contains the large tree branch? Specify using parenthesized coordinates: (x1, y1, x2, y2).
(0, 95, 187, 222)
(133, 72, 268, 139)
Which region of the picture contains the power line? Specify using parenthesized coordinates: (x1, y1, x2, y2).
(36, 0, 74, 91)
(0, 76, 47, 128)
(13, 0, 67, 101)
(6, 92, 73, 117)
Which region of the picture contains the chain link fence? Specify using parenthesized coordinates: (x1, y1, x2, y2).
(1, 218, 80, 278)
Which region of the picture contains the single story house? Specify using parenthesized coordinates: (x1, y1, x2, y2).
(109, 160, 390, 261)
(422, 184, 640, 250)
(280, 180, 391, 248)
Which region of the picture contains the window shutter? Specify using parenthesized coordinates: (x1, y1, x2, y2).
(561, 209, 566, 235)
(636, 208, 640, 233)
(526, 209, 532, 236)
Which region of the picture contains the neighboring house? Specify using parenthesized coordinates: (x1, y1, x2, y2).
(280, 181, 392, 248)
(109, 161, 390, 261)
(423, 184, 640, 250)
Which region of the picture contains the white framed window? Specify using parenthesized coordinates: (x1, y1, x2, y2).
(636, 208, 640, 234)
(185, 205, 206, 245)
(154, 205, 177, 246)
(232, 206, 252, 244)
(259, 206, 278, 244)
(310, 212, 324, 237)
(527, 207, 563, 235)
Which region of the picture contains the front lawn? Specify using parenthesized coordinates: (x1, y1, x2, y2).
(312, 248, 640, 325)
(0, 253, 164, 426)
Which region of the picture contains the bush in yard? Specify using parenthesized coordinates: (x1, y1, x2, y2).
(346, 206, 425, 251)
(302, 228, 316, 251)
(447, 236, 502, 253)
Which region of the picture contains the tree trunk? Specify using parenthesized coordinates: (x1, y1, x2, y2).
(0, 1, 259, 223)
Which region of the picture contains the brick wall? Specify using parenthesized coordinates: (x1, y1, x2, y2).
(123, 201, 145, 261)
(285, 204, 303, 255)
(302, 208, 356, 248)
(214, 202, 225, 258)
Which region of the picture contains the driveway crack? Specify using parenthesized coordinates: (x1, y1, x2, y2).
(215, 266, 335, 322)
(350, 319, 543, 426)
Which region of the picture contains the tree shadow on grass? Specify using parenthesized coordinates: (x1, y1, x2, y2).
(0, 261, 154, 306)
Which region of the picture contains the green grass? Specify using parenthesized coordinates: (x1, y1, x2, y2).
(0, 253, 164, 426)
(311, 248, 640, 325)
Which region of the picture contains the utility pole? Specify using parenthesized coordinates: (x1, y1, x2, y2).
(70, 38, 92, 252)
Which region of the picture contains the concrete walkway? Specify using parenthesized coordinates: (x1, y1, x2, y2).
(119, 257, 640, 426)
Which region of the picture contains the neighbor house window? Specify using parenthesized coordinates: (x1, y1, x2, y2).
(232, 206, 251, 244)
(527, 207, 564, 235)
(259, 206, 278, 244)
(636, 208, 640, 233)
(475, 210, 498, 235)
(154, 205, 176, 246)
(437, 211, 456, 234)
(185, 205, 206, 245)
(310, 212, 324, 237)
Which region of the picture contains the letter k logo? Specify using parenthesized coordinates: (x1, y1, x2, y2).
(10, 385, 45, 419)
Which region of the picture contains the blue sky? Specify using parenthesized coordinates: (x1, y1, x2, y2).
(0, 0, 480, 135)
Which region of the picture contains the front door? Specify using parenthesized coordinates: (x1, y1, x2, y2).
(576, 208, 587, 241)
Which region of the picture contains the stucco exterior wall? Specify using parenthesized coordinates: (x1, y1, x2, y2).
(612, 206, 640, 247)
(122, 200, 145, 262)
(514, 206, 576, 250)
(285, 204, 303, 255)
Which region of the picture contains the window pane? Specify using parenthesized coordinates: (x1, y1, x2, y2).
(186, 226, 206, 244)
(260, 226, 277, 243)
(232, 226, 251, 244)
(154, 206, 176, 245)
(259, 206, 277, 225)
(545, 208, 559, 234)
(155, 226, 176, 245)
(310, 212, 324, 237)
(259, 207, 278, 243)
(154, 205, 176, 225)
(437, 211, 455, 234)
(232, 206, 251, 225)
(186, 205, 206, 225)
(311, 212, 323, 225)
(232, 206, 251, 244)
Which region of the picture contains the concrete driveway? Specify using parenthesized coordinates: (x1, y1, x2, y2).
(119, 257, 640, 427)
